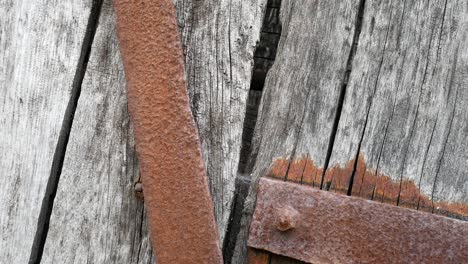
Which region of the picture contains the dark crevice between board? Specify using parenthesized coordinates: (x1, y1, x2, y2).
(223, 1, 282, 262)
(134, 206, 146, 264)
(416, 111, 438, 210)
(28, 1, 104, 263)
(430, 58, 459, 215)
(321, 0, 367, 191)
(238, 1, 282, 175)
(222, 176, 251, 264)
(347, 0, 393, 196)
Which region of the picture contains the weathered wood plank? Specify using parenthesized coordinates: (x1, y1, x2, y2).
(238, 0, 468, 261)
(36, 0, 265, 260)
(40, 1, 154, 263)
(175, 0, 267, 241)
(232, 0, 362, 262)
(0, 1, 93, 262)
(325, 0, 468, 218)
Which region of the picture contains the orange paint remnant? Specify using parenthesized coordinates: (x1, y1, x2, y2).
(266, 158, 289, 179)
(286, 159, 307, 182)
(351, 154, 375, 198)
(268, 158, 324, 185)
(373, 172, 400, 205)
(247, 248, 270, 264)
(400, 179, 468, 217)
(302, 159, 323, 187)
(434, 202, 468, 217)
(265, 154, 468, 218)
(324, 158, 355, 194)
(399, 179, 430, 210)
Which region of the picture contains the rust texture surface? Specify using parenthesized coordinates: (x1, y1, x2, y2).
(266, 156, 468, 218)
(249, 177, 468, 264)
(113, 0, 222, 263)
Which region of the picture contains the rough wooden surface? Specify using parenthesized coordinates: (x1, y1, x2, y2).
(232, 0, 363, 262)
(174, 0, 267, 241)
(326, 0, 468, 218)
(40, 2, 154, 263)
(2, 0, 468, 262)
(234, 0, 468, 262)
(40, 0, 267, 261)
(0, 1, 92, 263)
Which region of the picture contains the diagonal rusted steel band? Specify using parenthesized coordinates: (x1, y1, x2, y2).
(249, 177, 468, 263)
(113, 1, 223, 263)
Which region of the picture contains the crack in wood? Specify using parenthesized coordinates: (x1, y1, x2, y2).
(345, 0, 394, 196)
(322, 0, 367, 191)
(28, 1, 104, 263)
(224, 1, 282, 261)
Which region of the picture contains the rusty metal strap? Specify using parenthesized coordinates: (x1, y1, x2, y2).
(249, 177, 467, 263)
(113, 0, 222, 263)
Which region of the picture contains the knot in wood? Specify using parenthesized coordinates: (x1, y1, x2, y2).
(275, 206, 299, 231)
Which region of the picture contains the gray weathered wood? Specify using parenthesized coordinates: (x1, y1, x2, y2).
(41, 0, 267, 260)
(175, 0, 267, 241)
(232, 0, 362, 262)
(3, 0, 467, 263)
(40, 1, 154, 263)
(0, 1, 92, 262)
(234, 0, 468, 262)
(326, 0, 468, 218)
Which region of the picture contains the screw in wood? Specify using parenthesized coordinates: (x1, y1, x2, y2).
(134, 182, 144, 199)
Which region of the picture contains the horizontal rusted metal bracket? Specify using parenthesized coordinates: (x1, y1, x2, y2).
(249, 177, 467, 263)
(113, 0, 223, 263)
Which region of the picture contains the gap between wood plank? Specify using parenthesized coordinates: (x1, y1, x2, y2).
(321, 0, 367, 192)
(223, 1, 282, 261)
(28, 1, 104, 263)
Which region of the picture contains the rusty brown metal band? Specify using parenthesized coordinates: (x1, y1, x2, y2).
(249, 177, 467, 263)
(113, 1, 223, 263)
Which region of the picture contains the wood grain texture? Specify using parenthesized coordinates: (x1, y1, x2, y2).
(242, 0, 468, 261)
(174, 0, 267, 241)
(232, 0, 362, 262)
(40, 2, 154, 263)
(326, 0, 468, 218)
(0, 1, 92, 263)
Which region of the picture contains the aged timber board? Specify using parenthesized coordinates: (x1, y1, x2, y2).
(177, 0, 267, 241)
(232, 0, 363, 262)
(41, 1, 153, 263)
(40, 0, 268, 262)
(326, 0, 468, 218)
(0, 1, 93, 263)
(233, 0, 468, 263)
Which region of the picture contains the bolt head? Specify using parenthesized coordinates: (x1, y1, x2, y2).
(134, 182, 143, 192)
(276, 206, 299, 231)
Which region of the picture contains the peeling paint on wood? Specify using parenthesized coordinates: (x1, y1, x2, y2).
(327, 0, 468, 217)
(2, 0, 468, 262)
(234, 1, 468, 262)
(232, 0, 363, 262)
(267, 156, 468, 219)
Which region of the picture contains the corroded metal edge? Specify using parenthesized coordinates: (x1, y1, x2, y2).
(248, 177, 467, 263)
(113, 0, 223, 263)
